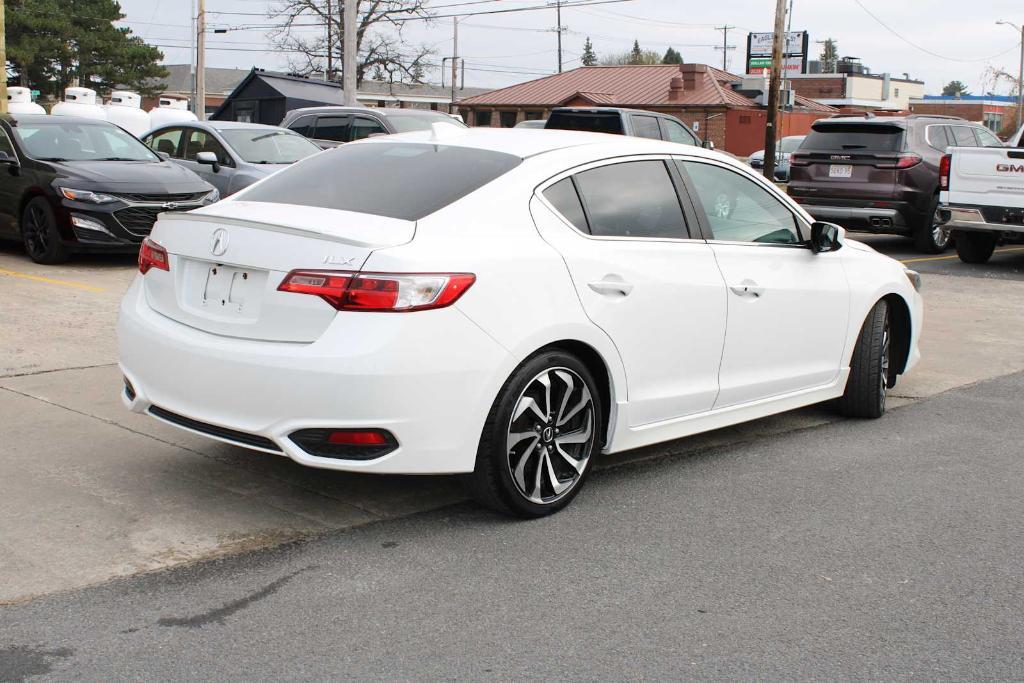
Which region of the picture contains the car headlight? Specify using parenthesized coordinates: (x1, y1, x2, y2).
(204, 187, 220, 203)
(904, 268, 922, 292)
(59, 187, 118, 204)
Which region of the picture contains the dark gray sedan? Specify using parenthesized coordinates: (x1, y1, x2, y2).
(279, 107, 467, 149)
(141, 121, 321, 196)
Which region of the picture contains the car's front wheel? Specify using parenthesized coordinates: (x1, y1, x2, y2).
(838, 300, 891, 419)
(955, 231, 997, 264)
(468, 350, 602, 517)
(21, 197, 70, 264)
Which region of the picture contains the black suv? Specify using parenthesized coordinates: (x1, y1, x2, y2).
(788, 114, 1005, 253)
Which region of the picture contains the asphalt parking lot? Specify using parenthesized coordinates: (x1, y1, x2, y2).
(3, 232, 1024, 678)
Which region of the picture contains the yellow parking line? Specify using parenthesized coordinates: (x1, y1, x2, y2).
(900, 246, 1024, 264)
(0, 267, 106, 293)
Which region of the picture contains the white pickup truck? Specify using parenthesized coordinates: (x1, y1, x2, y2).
(939, 125, 1024, 263)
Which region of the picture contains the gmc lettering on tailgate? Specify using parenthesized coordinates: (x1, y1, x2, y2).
(996, 163, 1024, 173)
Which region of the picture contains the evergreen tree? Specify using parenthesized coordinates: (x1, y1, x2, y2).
(662, 47, 684, 64)
(7, 0, 167, 98)
(818, 38, 839, 74)
(629, 40, 644, 65)
(942, 80, 971, 97)
(581, 37, 598, 66)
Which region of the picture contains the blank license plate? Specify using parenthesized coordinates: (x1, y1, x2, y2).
(829, 164, 853, 178)
(203, 265, 253, 311)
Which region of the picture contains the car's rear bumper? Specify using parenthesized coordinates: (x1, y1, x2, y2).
(118, 276, 512, 474)
(798, 204, 910, 231)
(939, 205, 1024, 236)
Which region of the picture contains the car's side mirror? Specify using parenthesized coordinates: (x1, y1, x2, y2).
(809, 221, 844, 253)
(195, 151, 220, 172)
(155, 150, 170, 160)
(0, 150, 18, 165)
(703, 140, 715, 150)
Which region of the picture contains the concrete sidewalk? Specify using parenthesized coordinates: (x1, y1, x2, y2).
(4, 246, 1024, 603)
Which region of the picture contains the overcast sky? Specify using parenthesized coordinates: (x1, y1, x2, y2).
(116, 0, 1024, 95)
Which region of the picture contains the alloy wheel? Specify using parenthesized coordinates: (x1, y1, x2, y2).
(506, 367, 595, 505)
(931, 209, 951, 249)
(879, 313, 891, 412)
(23, 204, 51, 259)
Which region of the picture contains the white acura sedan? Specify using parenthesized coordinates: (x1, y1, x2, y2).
(119, 127, 922, 517)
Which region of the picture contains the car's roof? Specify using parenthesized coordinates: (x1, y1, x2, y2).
(4, 113, 113, 126)
(285, 105, 457, 118)
(815, 115, 968, 127)
(355, 126, 729, 162)
(198, 120, 287, 131)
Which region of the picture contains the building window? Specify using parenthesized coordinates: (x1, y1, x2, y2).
(984, 112, 1003, 132)
(499, 111, 518, 128)
(894, 88, 900, 98)
(475, 110, 492, 127)
(430, 102, 438, 111)
(739, 115, 752, 124)
(377, 100, 386, 108)
(525, 110, 544, 120)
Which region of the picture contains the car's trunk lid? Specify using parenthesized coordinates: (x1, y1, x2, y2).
(142, 201, 415, 342)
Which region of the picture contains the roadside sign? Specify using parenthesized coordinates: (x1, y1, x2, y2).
(746, 31, 809, 76)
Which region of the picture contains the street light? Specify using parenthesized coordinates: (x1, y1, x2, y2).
(996, 20, 1024, 131)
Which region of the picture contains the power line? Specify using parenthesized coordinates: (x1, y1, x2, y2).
(852, 0, 1022, 63)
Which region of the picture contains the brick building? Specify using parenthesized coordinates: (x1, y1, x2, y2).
(456, 64, 837, 156)
(909, 95, 1021, 137)
(787, 72, 925, 112)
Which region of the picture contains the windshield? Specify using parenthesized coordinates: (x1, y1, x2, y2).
(219, 128, 321, 164)
(237, 141, 522, 221)
(13, 120, 158, 162)
(780, 136, 804, 153)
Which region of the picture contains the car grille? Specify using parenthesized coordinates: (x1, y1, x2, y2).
(148, 405, 282, 453)
(110, 191, 209, 203)
(112, 207, 164, 236)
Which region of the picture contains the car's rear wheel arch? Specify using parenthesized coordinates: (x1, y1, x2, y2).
(883, 293, 912, 380)
(532, 340, 613, 449)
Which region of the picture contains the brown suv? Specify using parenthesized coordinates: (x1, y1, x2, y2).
(788, 114, 1005, 253)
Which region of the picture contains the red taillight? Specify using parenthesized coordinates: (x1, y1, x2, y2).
(939, 154, 952, 191)
(789, 153, 810, 167)
(277, 270, 475, 312)
(876, 153, 922, 170)
(138, 237, 169, 274)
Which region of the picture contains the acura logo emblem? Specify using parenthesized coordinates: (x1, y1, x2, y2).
(210, 228, 230, 256)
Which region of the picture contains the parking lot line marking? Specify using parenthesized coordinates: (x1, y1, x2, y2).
(900, 246, 1024, 265)
(0, 268, 106, 293)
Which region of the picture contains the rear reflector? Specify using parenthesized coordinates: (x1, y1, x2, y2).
(278, 270, 475, 312)
(138, 237, 169, 274)
(289, 428, 398, 460)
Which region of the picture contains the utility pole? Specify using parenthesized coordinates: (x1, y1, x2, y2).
(714, 25, 736, 71)
(450, 17, 459, 114)
(0, 0, 7, 115)
(556, 0, 563, 73)
(342, 0, 357, 105)
(190, 0, 197, 114)
(325, 0, 332, 81)
(996, 21, 1023, 131)
(196, 0, 206, 120)
(762, 0, 786, 181)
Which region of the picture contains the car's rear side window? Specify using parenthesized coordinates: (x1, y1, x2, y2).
(926, 125, 950, 151)
(802, 124, 904, 152)
(950, 126, 979, 147)
(632, 115, 662, 140)
(238, 142, 522, 221)
(543, 178, 589, 232)
(545, 111, 624, 135)
(572, 160, 687, 239)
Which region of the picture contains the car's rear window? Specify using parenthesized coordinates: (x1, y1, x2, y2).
(236, 142, 522, 220)
(802, 124, 904, 152)
(545, 111, 624, 135)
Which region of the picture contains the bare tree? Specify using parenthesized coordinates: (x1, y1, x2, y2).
(268, 0, 435, 84)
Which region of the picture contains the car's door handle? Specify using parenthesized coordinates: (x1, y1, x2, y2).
(729, 283, 765, 298)
(588, 279, 634, 297)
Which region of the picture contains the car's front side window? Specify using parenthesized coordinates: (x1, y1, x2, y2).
(572, 160, 688, 239)
(315, 116, 351, 142)
(0, 128, 17, 160)
(661, 118, 698, 146)
(350, 116, 389, 141)
(184, 129, 232, 166)
(679, 160, 801, 245)
(147, 128, 184, 157)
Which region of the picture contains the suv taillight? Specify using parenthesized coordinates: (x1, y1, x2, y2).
(277, 270, 475, 312)
(876, 153, 922, 170)
(939, 154, 952, 191)
(138, 237, 169, 274)
(789, 153, 810, 167)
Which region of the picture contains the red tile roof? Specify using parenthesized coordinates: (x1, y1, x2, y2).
(459, 64, 838, 114)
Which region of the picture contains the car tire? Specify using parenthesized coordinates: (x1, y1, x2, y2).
(20, 197, 70, 265)
(955, 231, 997, 264)
(912, 195, 949, 254)
(838, 300, 891, 419)
(467, 350, 603, 518)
